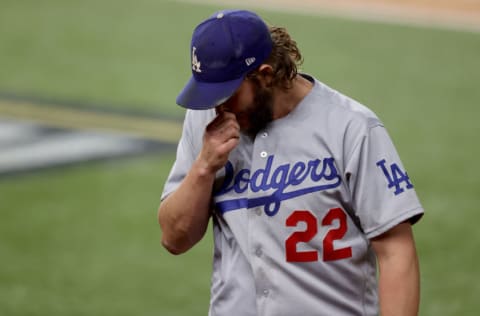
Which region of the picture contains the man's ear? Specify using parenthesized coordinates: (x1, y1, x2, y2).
(257, 64, 274, 88)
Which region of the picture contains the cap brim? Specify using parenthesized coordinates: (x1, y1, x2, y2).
(176, 76, 245, 110)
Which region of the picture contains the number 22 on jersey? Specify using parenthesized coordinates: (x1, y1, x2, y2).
(285, 208, 352, 262)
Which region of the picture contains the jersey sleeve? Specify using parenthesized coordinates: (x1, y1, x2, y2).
(345, 124, 424, 239)
(161, 110, 204, 200)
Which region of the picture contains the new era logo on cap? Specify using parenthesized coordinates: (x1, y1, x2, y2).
(245, 57, 256, 66)
(176, 10, 273, 110)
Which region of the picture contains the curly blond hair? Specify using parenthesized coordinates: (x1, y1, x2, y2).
(248, 26, 303, 90)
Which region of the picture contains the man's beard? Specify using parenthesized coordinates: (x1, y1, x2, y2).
(244, 84, 274, 139)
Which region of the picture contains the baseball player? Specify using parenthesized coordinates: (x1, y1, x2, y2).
(158, 9, 424, 316)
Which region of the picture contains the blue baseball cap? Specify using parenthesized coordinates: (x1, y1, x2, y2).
(176, 10, 273, 110)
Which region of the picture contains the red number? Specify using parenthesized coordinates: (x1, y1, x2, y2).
(285, 210, 318, 262)
(322, 208, 352, 261)
(285, 208, 352, 262)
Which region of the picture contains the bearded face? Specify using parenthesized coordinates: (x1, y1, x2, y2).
(243, 80, 274, 139)
(215, 74, 275, 140)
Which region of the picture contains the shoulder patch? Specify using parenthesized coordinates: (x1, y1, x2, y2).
(376, 159, 414, 195)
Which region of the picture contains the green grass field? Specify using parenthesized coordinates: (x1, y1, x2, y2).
(1, 0, 480, 315)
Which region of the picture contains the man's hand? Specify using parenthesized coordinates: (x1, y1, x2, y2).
(198, 111, 240, 174)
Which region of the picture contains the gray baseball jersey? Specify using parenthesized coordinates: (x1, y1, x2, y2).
(162, 74, 424, 316)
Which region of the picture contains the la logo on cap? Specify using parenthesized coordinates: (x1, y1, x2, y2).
(192, 47, 202, 73)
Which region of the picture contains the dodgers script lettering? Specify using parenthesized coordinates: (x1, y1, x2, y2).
(214, 155, 342, 216)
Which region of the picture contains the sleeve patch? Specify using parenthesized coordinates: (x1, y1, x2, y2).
(376, 159, 414, 196)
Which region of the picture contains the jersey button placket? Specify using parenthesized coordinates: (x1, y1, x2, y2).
(249, 131, 274, 309)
